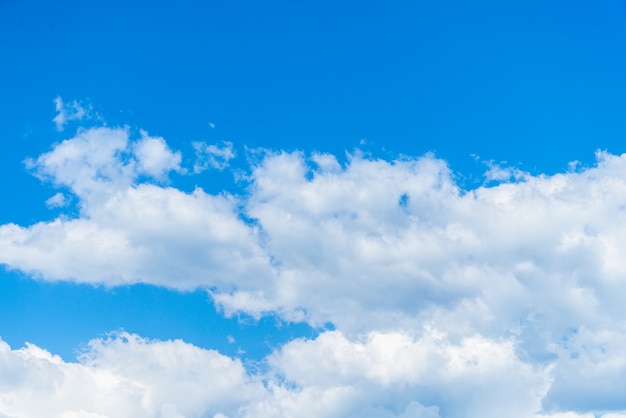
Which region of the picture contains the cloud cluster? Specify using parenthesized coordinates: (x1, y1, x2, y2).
(0, 330, 546, 418)
(3, 125, 626, 416)
(0, 330, 621, 418)
(8, 127, 263, 289)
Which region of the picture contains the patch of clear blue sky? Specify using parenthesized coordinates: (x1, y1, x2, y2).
(0, 267, 323, 362)
(1, 0, 626, 360)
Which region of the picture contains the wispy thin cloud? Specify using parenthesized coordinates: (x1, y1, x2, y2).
(52, 96, 95, 131)
(192, 140, 236, 172)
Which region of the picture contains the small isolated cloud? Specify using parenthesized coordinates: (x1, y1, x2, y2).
(45, 192, 68, 208)
(52, 97, 94, 131)
(193, 141, 236, 172)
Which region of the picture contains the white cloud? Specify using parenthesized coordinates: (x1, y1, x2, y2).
(193, 141, 236, 172)
(2, 329, 610, 418)
(6, 127, 626, 415)
(483, 159, 529, 183)
(24, 126, 135, 200)
(45, 192, 68, 208)
(6, 128, 263, 287)
(134, 130, 182, 179)
(0, 333, 263, 418)
(541, 325, 626, 413)
(52, 97, 94, 131)
(265, 329, 548, 418)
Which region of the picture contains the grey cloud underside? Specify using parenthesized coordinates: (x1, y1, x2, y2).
(2, 126, 626, 417)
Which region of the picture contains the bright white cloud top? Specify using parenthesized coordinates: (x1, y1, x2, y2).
(2, 123, 626, 417)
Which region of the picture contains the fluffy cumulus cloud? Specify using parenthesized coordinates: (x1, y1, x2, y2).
(0, 332, 263, 418)
(3, 124, 626, 416)
(134, 130, 182, 179)
(265, 329, 548, 418)
(0, 330, 546, 418)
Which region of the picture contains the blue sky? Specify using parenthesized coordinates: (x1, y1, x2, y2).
(2, 1, 626, 417)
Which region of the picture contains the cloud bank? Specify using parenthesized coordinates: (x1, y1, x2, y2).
(2, 125, 626, 416)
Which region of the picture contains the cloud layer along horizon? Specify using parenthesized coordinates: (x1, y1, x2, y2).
(2, 125, 626, 417)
